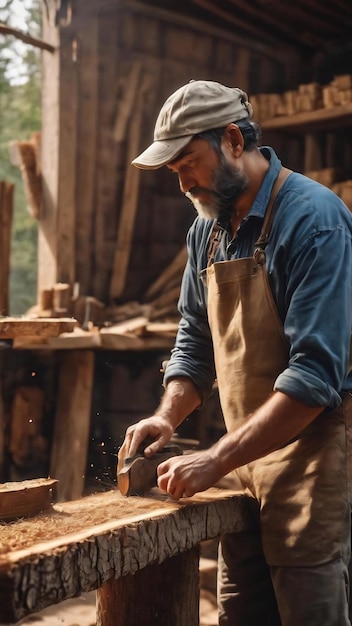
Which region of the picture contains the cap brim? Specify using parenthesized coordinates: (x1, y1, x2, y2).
(131, 136, 191, 170)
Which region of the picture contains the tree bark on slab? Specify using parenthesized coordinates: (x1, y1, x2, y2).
(0, 488, 250, 623)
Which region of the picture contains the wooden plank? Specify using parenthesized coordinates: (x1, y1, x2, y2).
(0, 487, 250, 623)
(100, 328, 174, 351)
(13, 327, 101, 350)
(56, 22, 78, 285)
(75, 5, 99, 296)
(0, 353, 5, 482)
(0, 317, 76, 339)
(0, 182, 14, 315)
(39, 5, 60, 293)
(109, 73, 153, 300)
(103, 316, 148, 336)
(92, 14, 122, 302)
(50, 350, 94, 501)
(261, 102, 352, 133)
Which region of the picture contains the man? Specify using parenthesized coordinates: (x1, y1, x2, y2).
(118, 80, 352, 625)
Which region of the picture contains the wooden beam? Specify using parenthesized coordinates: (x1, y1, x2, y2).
(0, 182, 14, 316)
(75, 7, 99, 295)
(38, 5, 60, 294)
(0, 487, 250, 623)
(109, 73, 153, 300)
(50, 350, 94, 501)
(99, 0, 287, 61)
(0, 22, 55, 53)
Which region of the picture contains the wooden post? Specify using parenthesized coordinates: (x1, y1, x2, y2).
(304, 132, 323, 172)
(96, 546, 200, 626)
(0, 181, 14, 315)
(50, 350, 94, 501)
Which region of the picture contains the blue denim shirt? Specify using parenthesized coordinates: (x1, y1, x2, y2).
(164, 147, 352, 409)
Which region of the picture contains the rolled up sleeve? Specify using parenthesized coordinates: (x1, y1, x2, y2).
(274, 225, 352, 408)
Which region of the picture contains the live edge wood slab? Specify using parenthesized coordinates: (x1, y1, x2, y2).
(0, 487, 251, 626)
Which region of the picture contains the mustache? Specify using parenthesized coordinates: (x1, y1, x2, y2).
(185, 187, 220, 201)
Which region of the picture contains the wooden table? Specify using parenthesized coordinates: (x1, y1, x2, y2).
(0, 487, 251, 625)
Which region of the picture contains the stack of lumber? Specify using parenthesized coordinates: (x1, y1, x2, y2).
(322, 75, 352, 108)
(251, 74, 352, 122)
(26, 244, 187, 349)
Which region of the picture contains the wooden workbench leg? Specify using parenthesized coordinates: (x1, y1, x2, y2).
(96, 546, 200, 626)
(50, 350, 94, 501)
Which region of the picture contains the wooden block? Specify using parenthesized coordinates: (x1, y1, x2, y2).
(323, 85, 339, 108)
(0, 478, 58, 521)
(0, 317, 77, 339)
(332, 74, 352, 90)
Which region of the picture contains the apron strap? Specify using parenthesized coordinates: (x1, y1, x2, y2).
(254, 166, 292, 250)
(206, 166, 292, 267)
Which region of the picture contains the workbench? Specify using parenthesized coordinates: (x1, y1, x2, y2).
(0, 487, 251, 626)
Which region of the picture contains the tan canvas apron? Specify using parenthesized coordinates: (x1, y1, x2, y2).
(206, 168, 350, 566)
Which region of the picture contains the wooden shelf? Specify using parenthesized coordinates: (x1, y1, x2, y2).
(261, 103, 352, 133)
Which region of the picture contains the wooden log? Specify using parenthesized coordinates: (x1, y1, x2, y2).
(0, 487, 250, 623)
(97, 546, 200, 626)
(50, 350, 94, 501)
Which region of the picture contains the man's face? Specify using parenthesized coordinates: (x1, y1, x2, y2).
(167, 137, 248, 221)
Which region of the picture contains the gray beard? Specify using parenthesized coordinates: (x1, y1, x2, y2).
(185, 156, 248, 221)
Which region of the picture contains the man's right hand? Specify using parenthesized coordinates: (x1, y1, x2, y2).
(117, 415, 174, 473)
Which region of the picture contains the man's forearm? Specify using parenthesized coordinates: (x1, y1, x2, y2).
(212, 391, 324, 475)
(157, 377, 202, 429)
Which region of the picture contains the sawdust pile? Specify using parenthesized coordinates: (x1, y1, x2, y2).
(0, 489, 177, 558)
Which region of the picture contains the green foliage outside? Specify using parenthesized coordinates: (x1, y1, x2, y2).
(0, 0, 41, 314)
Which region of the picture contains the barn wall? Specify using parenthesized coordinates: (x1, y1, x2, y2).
(40, 0, 296, 308)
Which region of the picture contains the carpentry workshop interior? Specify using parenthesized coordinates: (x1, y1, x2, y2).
(1, 1, 352, 624)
